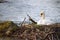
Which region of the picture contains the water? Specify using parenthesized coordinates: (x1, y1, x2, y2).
(0, 0, 60, 23)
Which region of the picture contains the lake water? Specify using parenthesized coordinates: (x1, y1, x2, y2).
(0, 0, 60, 23)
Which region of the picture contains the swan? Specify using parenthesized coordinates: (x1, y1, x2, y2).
(37, 11, 54, 25)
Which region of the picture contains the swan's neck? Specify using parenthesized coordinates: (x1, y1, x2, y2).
(41, 16, 45, 20)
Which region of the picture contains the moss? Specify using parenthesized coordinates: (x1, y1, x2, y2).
(0, 21, 19, 36)
(0, 21, 11, 31)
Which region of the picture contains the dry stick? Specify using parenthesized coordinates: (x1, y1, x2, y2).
(27, 14, 37, 24)
(56, 34, 59, 40)
(48, 34, 52, 40)
(44, 32, 54, 40)
(21, 17, 26, 26)
(43, 32, 59, 40)
(51, 34, 54, 40)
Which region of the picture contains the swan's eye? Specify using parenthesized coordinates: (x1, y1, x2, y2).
(41, 13, 43, 16)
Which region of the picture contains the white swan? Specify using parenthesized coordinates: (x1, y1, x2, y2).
(37, 11, 54, 25)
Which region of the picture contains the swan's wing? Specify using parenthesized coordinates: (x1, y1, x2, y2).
(37, 20, 42, 25)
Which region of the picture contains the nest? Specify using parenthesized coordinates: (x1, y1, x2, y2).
(11, 23, 60, 40)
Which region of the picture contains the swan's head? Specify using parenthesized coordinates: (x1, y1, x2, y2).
(40, 11, 45, 19)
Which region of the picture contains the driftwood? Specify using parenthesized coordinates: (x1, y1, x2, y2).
(27, 14, 37, 24)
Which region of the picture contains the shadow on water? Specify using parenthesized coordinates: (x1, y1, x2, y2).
(0, 0, 11, 3)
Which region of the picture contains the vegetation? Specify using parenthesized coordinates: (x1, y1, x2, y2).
(0, 21, 19, 36)
(0, 21, 60, 40)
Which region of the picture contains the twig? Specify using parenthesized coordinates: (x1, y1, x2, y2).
(21, 17, 26, 26)
(56, 34, 59, 40)
(27, 14, 37, 24)
(51, 34, 53, 40)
